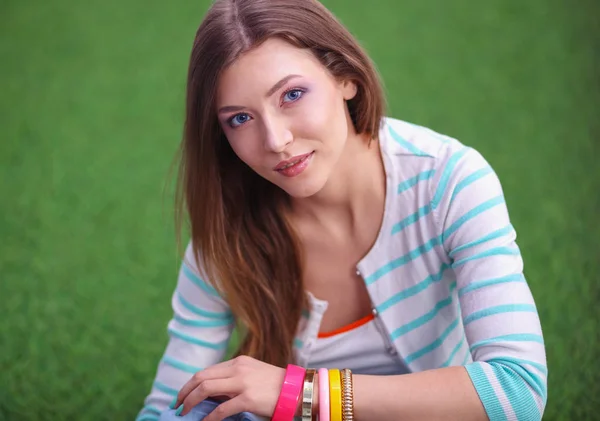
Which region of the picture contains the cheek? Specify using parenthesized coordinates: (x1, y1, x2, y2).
(295, 91, 345, 136)
(316, 93, 349, 144)
(225, 129, 271, 173)
(226, 134, 257, 166)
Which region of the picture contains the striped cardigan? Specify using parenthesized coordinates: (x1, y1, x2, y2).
(137, 117, 547, 421)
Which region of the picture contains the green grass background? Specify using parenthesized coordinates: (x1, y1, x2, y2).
(1, 0, 598, 419)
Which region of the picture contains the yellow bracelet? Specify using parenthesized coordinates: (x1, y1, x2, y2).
(328, 369, 343, 421)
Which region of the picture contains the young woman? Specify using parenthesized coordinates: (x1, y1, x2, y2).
(136, 1, 548, 420)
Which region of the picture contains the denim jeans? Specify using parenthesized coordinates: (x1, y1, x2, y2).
(159, 399, 267, 421)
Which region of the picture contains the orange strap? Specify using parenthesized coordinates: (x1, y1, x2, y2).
(318, 314, 374, 338)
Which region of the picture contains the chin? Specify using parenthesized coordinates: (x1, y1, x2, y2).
(277, 176, 327, 199)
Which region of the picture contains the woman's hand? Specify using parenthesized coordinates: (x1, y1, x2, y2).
(173, 355, 286, 420)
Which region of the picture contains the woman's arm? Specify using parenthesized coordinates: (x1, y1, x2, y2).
(136, 242, 235, 421)
(302, 367, 484, 421)
(429, 145, 547, 421)
(353, 367, 485, 421)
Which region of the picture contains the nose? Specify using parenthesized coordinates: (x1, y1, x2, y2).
(262, 116, 293, 153)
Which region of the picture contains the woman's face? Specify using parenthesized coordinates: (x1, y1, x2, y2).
(216, 38, 357, 199)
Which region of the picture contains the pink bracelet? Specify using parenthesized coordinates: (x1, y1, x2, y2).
(318, 368, 330, 421)
(272, 364, 306, 421)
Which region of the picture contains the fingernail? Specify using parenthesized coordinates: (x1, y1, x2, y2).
(169, 397, 178, 409)
(175, 404, 184, 416)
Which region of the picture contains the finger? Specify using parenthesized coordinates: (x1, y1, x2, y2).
(176, 362, 237, 407)
(180, 378, 241, 416)
(203, 397, 247, 421)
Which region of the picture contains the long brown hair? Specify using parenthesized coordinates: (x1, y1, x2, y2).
(175, 0, 385, 367)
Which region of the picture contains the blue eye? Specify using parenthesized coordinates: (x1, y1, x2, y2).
(282, 89, 305, 103)
(228, 113, 252, 128)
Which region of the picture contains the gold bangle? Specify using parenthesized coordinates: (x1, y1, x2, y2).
(302, 368, 317, 421)
(341, 368, 354, 421)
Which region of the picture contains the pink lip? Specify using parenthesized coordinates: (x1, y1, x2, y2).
(274, 152, 314, 171)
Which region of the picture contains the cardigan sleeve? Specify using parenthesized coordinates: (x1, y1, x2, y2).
(136, 242, 235, 421)
(430, 144, 548, 421)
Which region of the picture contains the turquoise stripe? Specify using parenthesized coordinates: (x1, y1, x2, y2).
(377, 263, 451, 313)
(365, 236, 440, 285)
(404, 318, 459, 364)
(470, 334, 544, 353)
(173, 314, 232, 328)
(390, 282, 457, 340)
(168, 327, 229, 350)
(462, 348, 471, 365)
(301, 309, 310, 319)
(459, 274, 525, 297)
(177, 293, 232, 320)
(490, 363, 541, 421)
(489, 356, 547, 377)
(397, 169, 436, 194)
(391, 204, 432, 235)
(141, 405, 161, 415)
(136, 415, 159, 421)
(449, 166, 493, 206)
(431, 148, 470, 210)
(442, 195, 505, 242)
(464, 304, 537, 326)
(449, 225, 514, 258)
(293, 338, 304, 348)
(135, 405, 162, 421)
(452, 246, 520, 268)
(162, 355, 203, 374)
(389, 126, 432, 157)
(489, 359, 547, 402)
(182, 264, 220, 297)
(153, 381, 178, 396)
(369, 196, 503, 285)
(465, 363, 508, 421)
(441, 334, 466, 367)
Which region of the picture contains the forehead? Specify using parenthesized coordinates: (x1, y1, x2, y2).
(216, 38, 329, 104)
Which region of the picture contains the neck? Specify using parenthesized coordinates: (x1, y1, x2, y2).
(290, 131, 386, 233)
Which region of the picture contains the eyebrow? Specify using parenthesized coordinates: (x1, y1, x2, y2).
(266, 74, 302, 97)
(217, 74, 302, 115)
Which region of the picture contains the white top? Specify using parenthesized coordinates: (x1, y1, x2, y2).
(137, 117, 547, 421)
(308, 319, 409, 376)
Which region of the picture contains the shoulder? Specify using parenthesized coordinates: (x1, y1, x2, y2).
(380, 116, 496, 182)
(380, 116, 454, 159)
(379, 117, 507, 232)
